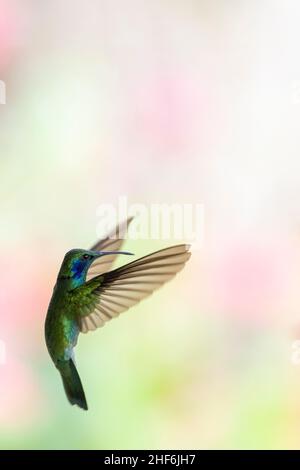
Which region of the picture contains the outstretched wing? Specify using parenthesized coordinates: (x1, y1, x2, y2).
(72, 244, 191, 334)
(86, 216, 133, 281)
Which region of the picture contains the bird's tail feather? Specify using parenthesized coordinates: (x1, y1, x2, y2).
(59, 359, 88, 411)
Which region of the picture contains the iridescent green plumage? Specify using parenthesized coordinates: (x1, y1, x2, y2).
(45, 218, 191, 410)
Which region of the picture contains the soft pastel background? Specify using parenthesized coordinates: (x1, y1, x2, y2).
(0, 0, 300, 450)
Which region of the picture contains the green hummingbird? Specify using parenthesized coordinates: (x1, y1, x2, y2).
(45, 217, 191, 410)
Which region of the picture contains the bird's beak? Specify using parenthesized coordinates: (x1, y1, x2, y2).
(95, 251, 134, 257)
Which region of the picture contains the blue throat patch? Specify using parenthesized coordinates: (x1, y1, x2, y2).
(71, 259, 87, 282)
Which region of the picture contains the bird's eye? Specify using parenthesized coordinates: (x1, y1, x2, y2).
(83, 254, 90, 260)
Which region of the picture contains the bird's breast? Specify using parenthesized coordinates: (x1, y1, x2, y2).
(45, 288, 80, 363)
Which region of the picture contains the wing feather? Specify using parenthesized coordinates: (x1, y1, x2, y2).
(86, 217, 133, 281)
(75, 244, 191, 333)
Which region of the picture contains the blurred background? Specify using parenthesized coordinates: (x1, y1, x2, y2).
(0, 0, 300, 449)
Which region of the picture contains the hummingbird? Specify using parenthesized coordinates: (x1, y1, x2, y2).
(45, 217, 191, 410)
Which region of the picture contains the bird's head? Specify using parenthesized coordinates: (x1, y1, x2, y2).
(57, 248, 133, 285)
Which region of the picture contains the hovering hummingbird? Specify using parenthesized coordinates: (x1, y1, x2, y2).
(45, 217, 191, 410)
